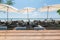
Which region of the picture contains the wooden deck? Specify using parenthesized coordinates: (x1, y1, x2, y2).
(0, 30, 60, 40)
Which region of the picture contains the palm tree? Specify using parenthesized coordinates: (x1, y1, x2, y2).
(5, 0, 14, 5)
(57, 9, 60, 15)
(0, 0, 4, 4)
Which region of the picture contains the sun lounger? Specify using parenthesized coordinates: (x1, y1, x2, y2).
(0, 26, 7, 30)
(34, 27, 45, 30)
(15, 27, 26, 30)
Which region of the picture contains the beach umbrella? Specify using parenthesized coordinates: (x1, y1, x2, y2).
(0, 4, 18, 21)
(38, 4, 60, 19)
(19, 7, 36, 21)
(38, 4, 60, 12)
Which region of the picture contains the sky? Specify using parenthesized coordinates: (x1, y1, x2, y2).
(0, 0, 60, 19)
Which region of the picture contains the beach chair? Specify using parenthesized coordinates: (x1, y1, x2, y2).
(34, 25, 45, 30)
(15, 27, 26, 30)
(0, 26, 7, 30)
(34, 27, 45, 30)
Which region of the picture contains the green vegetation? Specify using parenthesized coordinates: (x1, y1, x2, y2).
(57, 9, 60, 15)
(0, 0, 14, 5)
(0, 0, 4, 3)
(5, 0, 14, 5)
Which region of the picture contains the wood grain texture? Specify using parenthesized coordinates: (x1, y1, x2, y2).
(0, 30, 60, 40)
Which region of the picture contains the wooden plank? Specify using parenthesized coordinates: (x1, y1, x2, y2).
(0, 30, 60, 33)
(0, 33, 60, 36)
(0, 30, 60, 40)
(4, 36, 60, 40)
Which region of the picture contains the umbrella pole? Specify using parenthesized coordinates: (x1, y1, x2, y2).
(6, 7, 9, 30)
(47, 6, 49, 20)
(7, 7, 9, 22)
(27, 8, 29, 21)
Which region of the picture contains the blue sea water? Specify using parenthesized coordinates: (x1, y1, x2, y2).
(0, 18, 45, 21)
(0, 18, 60, 21)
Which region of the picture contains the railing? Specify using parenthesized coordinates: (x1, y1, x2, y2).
(0, 30, 60, 40)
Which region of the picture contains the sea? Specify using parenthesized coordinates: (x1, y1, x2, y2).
(0, 18, 60, 22)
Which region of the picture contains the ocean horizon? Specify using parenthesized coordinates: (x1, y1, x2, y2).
(0, 18, 60, 21)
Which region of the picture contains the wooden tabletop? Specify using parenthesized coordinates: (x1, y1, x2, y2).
(0, 30, 60, 40)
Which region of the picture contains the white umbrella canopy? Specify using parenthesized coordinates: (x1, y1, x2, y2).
(0, 4, 19, 21)
(38, 4, 60, 12)
(38, 4, 60, 20)
(18, 7, 36, 20)
(0, 4, 18, 13)
(19, 7, 36, 13)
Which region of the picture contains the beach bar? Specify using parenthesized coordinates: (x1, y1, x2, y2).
(0, 0, 60, 40)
